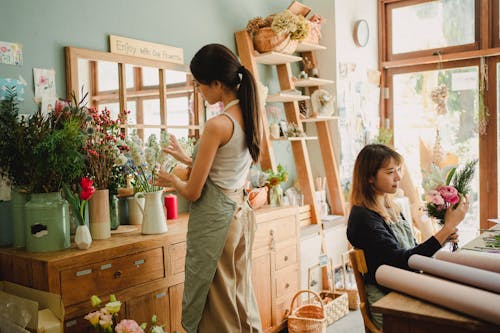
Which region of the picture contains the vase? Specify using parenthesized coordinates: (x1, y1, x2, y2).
(109, 193, 120, 230)
(128, 196, 144, 225)
(75, 224, 92, 249)
(11, 187, 29, 248)
(135, 190, 168, 234)
(269, 185, 283, 207)
(0, 200, 13, 246)
(88, 189, 111, 240)
(25, 191, 71, 252)
(118, 197, 129, 225)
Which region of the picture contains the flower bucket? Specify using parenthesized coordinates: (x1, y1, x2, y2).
(11, 187, 29, 248)
(0, 200, 13, 246)
(89, 189, 111, 240)
(25, 192, 71, 252)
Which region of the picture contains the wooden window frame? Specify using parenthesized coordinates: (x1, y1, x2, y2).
(381, 0, 481, 62)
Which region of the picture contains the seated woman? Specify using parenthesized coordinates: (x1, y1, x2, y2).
(346, 144, 468, 328)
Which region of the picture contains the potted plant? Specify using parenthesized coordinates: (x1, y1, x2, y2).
(84, 106, 128, 239)
(24, 98, 89, 252)
(265, 164, 288, 207)
(0, 88, 34, 247)
(246, 9, 310, 54)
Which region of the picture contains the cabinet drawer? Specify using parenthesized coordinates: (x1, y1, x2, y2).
(274, 265, 299, 299)
(169, 242, 186, 275)
(275, 244, 297, 270)
(60, 247, 165, 306)
(274, 292, 294, 326)
(254, 216, 296, 250)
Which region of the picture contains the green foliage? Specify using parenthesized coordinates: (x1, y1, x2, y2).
(0, 87, 40, 189)
(31, 116, 87, 192)
(265, 164, 288, 185)
(451, 159, 477, 197)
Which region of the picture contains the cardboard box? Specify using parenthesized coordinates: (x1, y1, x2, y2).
(0, 281, 64, 333)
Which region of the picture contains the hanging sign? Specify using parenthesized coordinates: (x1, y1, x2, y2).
(109, 35, 184, 64)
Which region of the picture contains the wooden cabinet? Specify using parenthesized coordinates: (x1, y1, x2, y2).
(0, 216, 189, 333)
(0, 208, 299, 333)
(251, 206, 300, 333)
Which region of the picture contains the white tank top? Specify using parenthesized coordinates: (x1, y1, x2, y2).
(208, 101, 252, 190)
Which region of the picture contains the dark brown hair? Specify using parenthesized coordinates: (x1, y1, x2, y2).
(190, 44, 261, 162)
(350, 144, 403, 220)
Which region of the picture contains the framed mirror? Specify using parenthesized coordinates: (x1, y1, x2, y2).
(65, 47, 203, 140)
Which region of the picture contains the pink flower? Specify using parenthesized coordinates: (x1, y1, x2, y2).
(437, 185, 460, 205)
(428, 190, 445, 206)
(115, 319, 145, 333)
(84, 311, 100, 327)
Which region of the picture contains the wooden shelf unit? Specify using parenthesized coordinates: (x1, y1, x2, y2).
(235, 30, 346, 224)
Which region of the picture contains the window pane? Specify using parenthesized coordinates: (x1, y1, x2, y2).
(392, 0, 475, 54)
(97, 101, 136, 124)
(166, 70, 188, 85)
(143, 99, 161, 125)
(144, 128, 161, 141)
(393, 66, 479, 244)
(142, 66, 159, 87)
(166, 97, 190, 126)
(168, 128, 189, 138)
(97, 61, 119, 91)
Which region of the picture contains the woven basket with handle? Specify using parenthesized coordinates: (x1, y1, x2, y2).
(288, 289, 327, 333)
(253, 27, 298, 54)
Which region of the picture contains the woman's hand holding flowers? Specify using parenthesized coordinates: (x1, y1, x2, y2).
(162, 134, 192, 166)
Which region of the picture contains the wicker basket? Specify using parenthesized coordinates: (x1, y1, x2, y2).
(336, 253, 360, 310)
(319, 291, 349, 325)
(288, 290, 327, 333)
(253, 27, 298, 54)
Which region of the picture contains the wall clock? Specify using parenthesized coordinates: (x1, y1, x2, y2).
(353, 19, 369, 47)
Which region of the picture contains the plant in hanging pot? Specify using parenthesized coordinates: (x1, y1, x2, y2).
(63, 177, 95, 249)
(84, 106, 129, 240)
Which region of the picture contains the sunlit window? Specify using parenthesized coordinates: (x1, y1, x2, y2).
(391, 0, 475, 55)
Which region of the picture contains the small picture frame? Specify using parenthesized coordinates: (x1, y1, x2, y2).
(279, 121, 289, 138)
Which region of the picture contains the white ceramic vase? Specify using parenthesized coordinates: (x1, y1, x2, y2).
(135, 190, 168, 234)
(75, 224, 92, 249)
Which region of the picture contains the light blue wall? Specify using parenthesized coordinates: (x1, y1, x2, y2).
(0, 0, 292, 111)
(0, 0, 300, 211)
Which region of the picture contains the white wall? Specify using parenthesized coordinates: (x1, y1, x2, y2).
(304, 0, 379, 189)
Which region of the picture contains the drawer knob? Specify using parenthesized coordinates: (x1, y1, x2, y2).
(113, 270, 122, 279)
(285, 283, 290, 289)
(284, 255, 288, 261)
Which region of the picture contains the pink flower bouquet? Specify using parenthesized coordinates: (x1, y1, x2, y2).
(424, 160, 477, 225)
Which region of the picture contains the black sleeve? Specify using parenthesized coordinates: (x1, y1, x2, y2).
(346, 205, 442, 283)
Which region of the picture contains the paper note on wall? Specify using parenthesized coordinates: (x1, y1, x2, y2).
(0, 40, 23, 66)
(0, 77, 25, 101)
(33, 68, 56, 115)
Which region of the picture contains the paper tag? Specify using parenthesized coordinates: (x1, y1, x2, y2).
(319, 254, 329, 267)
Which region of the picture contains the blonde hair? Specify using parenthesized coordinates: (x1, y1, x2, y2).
(350, 144, 403, 222)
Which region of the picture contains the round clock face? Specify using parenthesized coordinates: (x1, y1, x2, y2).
(354, 19, 369, 47)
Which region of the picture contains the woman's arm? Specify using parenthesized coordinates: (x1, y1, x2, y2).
(156, 116, 232, 201)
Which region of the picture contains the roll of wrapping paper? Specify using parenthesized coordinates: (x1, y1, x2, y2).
(375, 265, 500, 325)
(435, 250, 500, 273)
(408, 254, 500, 294)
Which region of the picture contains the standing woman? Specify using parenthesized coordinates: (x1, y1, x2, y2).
(346, 144, 468, 328)
(156, 44, 262, 333)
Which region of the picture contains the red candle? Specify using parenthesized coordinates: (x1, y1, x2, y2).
(164, 194, 178, 220)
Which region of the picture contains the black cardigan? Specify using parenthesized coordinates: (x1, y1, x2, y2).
(346, 205, 442, 284)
